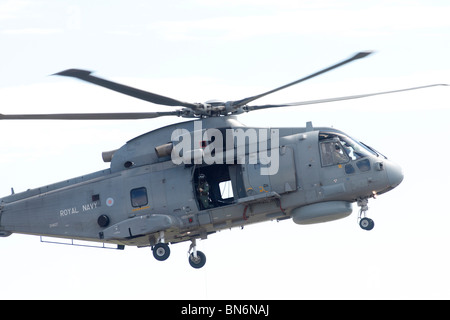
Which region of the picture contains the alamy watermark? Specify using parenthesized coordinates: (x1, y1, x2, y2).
(171, 122, 280, 175)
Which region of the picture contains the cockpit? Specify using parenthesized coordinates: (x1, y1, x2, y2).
(319, 132, 386, 172)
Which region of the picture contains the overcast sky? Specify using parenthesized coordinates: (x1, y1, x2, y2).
(0, 0, 449, 299)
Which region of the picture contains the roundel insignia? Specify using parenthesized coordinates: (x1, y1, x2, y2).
(106, 197, 114, 207)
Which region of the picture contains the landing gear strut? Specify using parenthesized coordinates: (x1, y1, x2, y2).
(188, 239, 206, 269)
(357, 198, 374, 231)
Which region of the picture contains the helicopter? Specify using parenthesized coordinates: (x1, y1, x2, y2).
(0, 51, 444, 269)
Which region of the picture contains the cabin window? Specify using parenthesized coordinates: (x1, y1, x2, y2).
(219, 180, 234, 200)
(130, 187, 148, 207)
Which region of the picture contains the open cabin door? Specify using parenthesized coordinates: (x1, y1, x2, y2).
(192, 147, 297, 210)
(193, 164, 242, 210)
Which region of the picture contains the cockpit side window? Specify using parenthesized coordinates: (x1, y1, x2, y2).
(320, 140, 349, 167)
(319, 132, 379, 167)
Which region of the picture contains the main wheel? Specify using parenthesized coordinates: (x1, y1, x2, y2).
(188, 250, 206, 269)
(153, 243, 170, 261)
(359, 217, 375, 231)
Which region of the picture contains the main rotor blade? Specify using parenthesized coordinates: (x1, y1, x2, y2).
(246, 84, 449, 111)
(232, 51, 374, 108)
(54, 69, 199, 109)
(0, 111, 180, 120)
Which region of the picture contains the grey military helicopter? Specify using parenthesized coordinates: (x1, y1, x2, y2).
(0, 51, 444, 268)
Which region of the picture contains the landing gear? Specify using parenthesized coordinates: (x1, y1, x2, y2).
(359, 217, 375, 231)
(189, 251, 207, 269)
(153, 243, 170, 261)
(152, 231, 170, 261)
(188, 239, 206, 269)
(357, 198, 375, 231)
(150, 233, 207, 268)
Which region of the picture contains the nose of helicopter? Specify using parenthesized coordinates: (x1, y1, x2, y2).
(384, 161, 404, 189)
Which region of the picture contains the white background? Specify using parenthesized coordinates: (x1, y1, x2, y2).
(0, 0, 449, 299)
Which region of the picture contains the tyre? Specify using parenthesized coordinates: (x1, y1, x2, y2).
(189, 250, 206, 269)
(153, 243, 170, 261)
(359, 217, 375, 231)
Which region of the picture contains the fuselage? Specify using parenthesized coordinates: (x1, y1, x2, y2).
(0, 116, 403, 247)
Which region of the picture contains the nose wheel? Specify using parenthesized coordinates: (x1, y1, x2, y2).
(359, 217, 375, 230)
(357, 198, 375, 231)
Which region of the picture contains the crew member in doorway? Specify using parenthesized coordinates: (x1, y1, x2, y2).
(197, 174, 211, 209)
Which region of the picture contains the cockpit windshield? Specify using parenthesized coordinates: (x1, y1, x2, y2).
(319, 132, 384, 167)
(359, 141, 387, 159)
